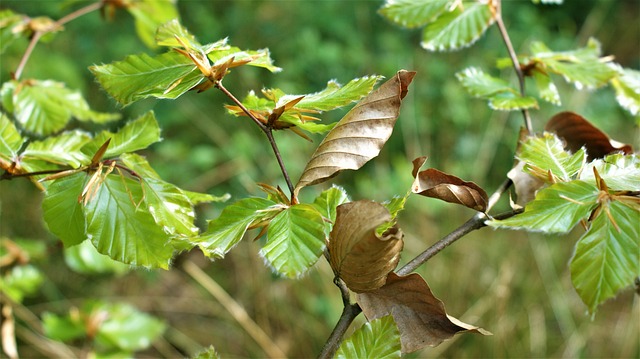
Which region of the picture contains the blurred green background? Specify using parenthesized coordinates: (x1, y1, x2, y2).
(1, 0, 638, 358)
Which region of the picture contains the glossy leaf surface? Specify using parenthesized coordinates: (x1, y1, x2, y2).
(336, 315, 401, 359)
(421, 2, 495, 51)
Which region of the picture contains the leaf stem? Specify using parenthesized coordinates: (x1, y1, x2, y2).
(14, 1, 103, 80)
(494, 1, 533, 133)
(317, 279, 362, 359)
(215, 80, 297, 202)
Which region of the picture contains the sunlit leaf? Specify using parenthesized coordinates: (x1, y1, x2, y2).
(545, 112, 633, 161)
(532, 70, 561, 105)
(198, 197, 279, 259)
(260, 204, 326, 278)
(0, 265, 43, 303)
(183, 190, 230, 205)
(456, 67, 537, 111)
(93, 301, 166, 351)
(126, 0, 179, 49)
(570, 200, 640, 314)
(336, 315, 401, 359)
(192, 346, 220, 359)
(82, 111, 161, 159)
(421, 2, 495, 52)
(488, 180, 599, 233)
(208, 47, 281, 73)
(488, 92, 538, 111)
(21, 130, 92, 168)
(42, 311, 86, 343)
(377, 193, 409, 236)
(156, 18, 202, 48)
(84, 174, 174, 269)
(312, 186, 350, 236)
(42, 173, 89, 247)
(610, 66, 640, 116)
(329, 201, 403, 293)
(295, 70, 415, 195)
(580, 154, 640, 191)
(90, 51, 201, 106)
(279, 76, 382, 112)
(1, 80, 119, 136)
(518, 132, 586, 182)
(64, 239, 130, 275)
(0, 9, 27, 54)
(357, 273, 490, 353)
(0, 112, 24, 160)
(379, 0, 453, 29)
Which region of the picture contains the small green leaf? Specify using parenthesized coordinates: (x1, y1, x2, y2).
(312, 186, 350, 235)
(456, 67, 538, 111)
(93, 302, 166, 352)
(488, 92, 539, 111)
(570, 200, 640, 314)
(42, 312, 86, 342)
(379, 0, 453, 29)
(377, 194, 409, 236)
(421, 2, 495, 52)
(518, 132, 586, 182)
(1, 80, 119, 136)
(21, 130, 92, 168)
(0, 112, 24, 160)
(64, 240, 130, 275)
(198, 197, 279, 259)
(0, 265, 43, 303)
(488, 180, 598, 233)
(183, 190, 230, 205)
(208, 47, 281, 73)
(336, 315, 401, 359)
(126, 0, 179, 49)
(82, 111, 161, 159)
(279, 76, 383, 112)
(1, 9, 26, 54)
(581, 154, 640, 191)
(260, 204, 326, 278)
(532, 70, 561, 105)
(43, 173, 88, 247)
(90, 52, 201, 106)
(192, 346, 220, 359)
(610, 66, 640, 116)
(156, 18, 202, 48)
(84, 174, 174, 269)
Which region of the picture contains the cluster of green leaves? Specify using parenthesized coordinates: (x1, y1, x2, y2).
(490, 135, 639, 314)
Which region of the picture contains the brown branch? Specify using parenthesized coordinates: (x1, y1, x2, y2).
(317, 279, 362, 359)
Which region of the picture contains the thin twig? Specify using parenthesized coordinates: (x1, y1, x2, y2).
(215, 80, 297, 201)
(494, 1, 533, 133)
(14, 1, 103, 80)
(317, 279, 362, 359)
(182, 260, 287, 359)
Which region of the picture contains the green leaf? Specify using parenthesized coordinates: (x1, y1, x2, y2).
(377, 194, 409, 236)
(532, 70, 561, 106)
(42, 312, 86, 342)
(580, 154, 640, 191)
(120, 153, 199, 241)
(278, 76, 383, 112)
(126, 0, 179, 49)
(64, 239, 130, 275)
(1, 9, 26, 54)
(84, 173, 174, 269)
(312, 186, 350, 235)
(21, 130, 92, 168)
(183, 190, 230, 205)
(531, 38, 618, 90)
(0, 265, 43, 303)
(456, 67, 538, 111)
(82, 111, 161, 159)
(198, 197, 279, 259)
(93, 302, 166, 352)
(421, 2, 495, 52)
(90, 52, 202, 106)
(610, 66, 640, 116)
(488, 91, 539, 111)
(0, 112, 24, 160)
(379, 0, 453, 29)
(336, 315, 401, 359)
(260, 204, 326, 278)
(1, 80, 119, 136)
(208, 47, 281, 73)
(518, 132, 586, 182)
(192, 346, 220, 359)
(570, 200, 640, 314)
(488, 180, 598, 233)
(43, 173, 88, 247)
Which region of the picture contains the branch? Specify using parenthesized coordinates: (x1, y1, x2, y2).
(215, 80, 297, 202)
(14, 1, 103, 80)
(494, 0, 533, 134)
(317, 279, 362, 359)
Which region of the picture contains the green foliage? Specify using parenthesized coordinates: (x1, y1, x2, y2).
(125, 0, 179, 49)
(456, 67, 538, 110)
(64, 240, 130, 275)
(336, 315, 401, 359)
(312, 186, 350, 235)
(0, 112, 24, 159)
(517, 133, 586, 182)
(0, 264, 43, 302)
(82, 111, 161, 158)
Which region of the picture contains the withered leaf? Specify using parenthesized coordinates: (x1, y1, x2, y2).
(294, 70, 416, 197)
(545, 111, 633, 161)
(411, 157, 488, 212)
(328, 201, 404, 293)
(508, 128, 545, 206)
(357, 272, 491, 353)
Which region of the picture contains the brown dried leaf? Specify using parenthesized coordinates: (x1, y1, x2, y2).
(507, 161, 545, 207)
(357, 272, 491, 353)
(294, 70, 416, 197)
(545, 111, 633, 161)
(411, 157, 488, 212)
(328, 201, 404, 293)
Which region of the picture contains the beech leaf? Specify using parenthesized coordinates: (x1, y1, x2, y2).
(379, 0, 453, 29)
(0, 113, 24, 160)
(357, 272, 490, 353)
(411, 156, 488, 212)
(421, 2, 496, 52)
(545, 111, 633, 161)
(126, 0, 179, 49)
(42, 173, 88, 247)
(328, 201, 404, 293)
(336, 315, 401, 359)
(295, 70, 415, 196)
(517, 132, 586, 183)
(610, 67, 640, 116)
(580, 154, 640, 192)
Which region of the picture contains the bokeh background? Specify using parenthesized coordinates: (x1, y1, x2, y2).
(1, 0, 638, 358)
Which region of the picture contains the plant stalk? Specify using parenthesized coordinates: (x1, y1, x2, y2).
(317, 279, 362, 359)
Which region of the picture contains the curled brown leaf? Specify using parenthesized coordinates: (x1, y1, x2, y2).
(294, 70, 416, 197)
(357, 272, 491, 353)
(411, 157, 488, 212)
(328, 200, 404, 293)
